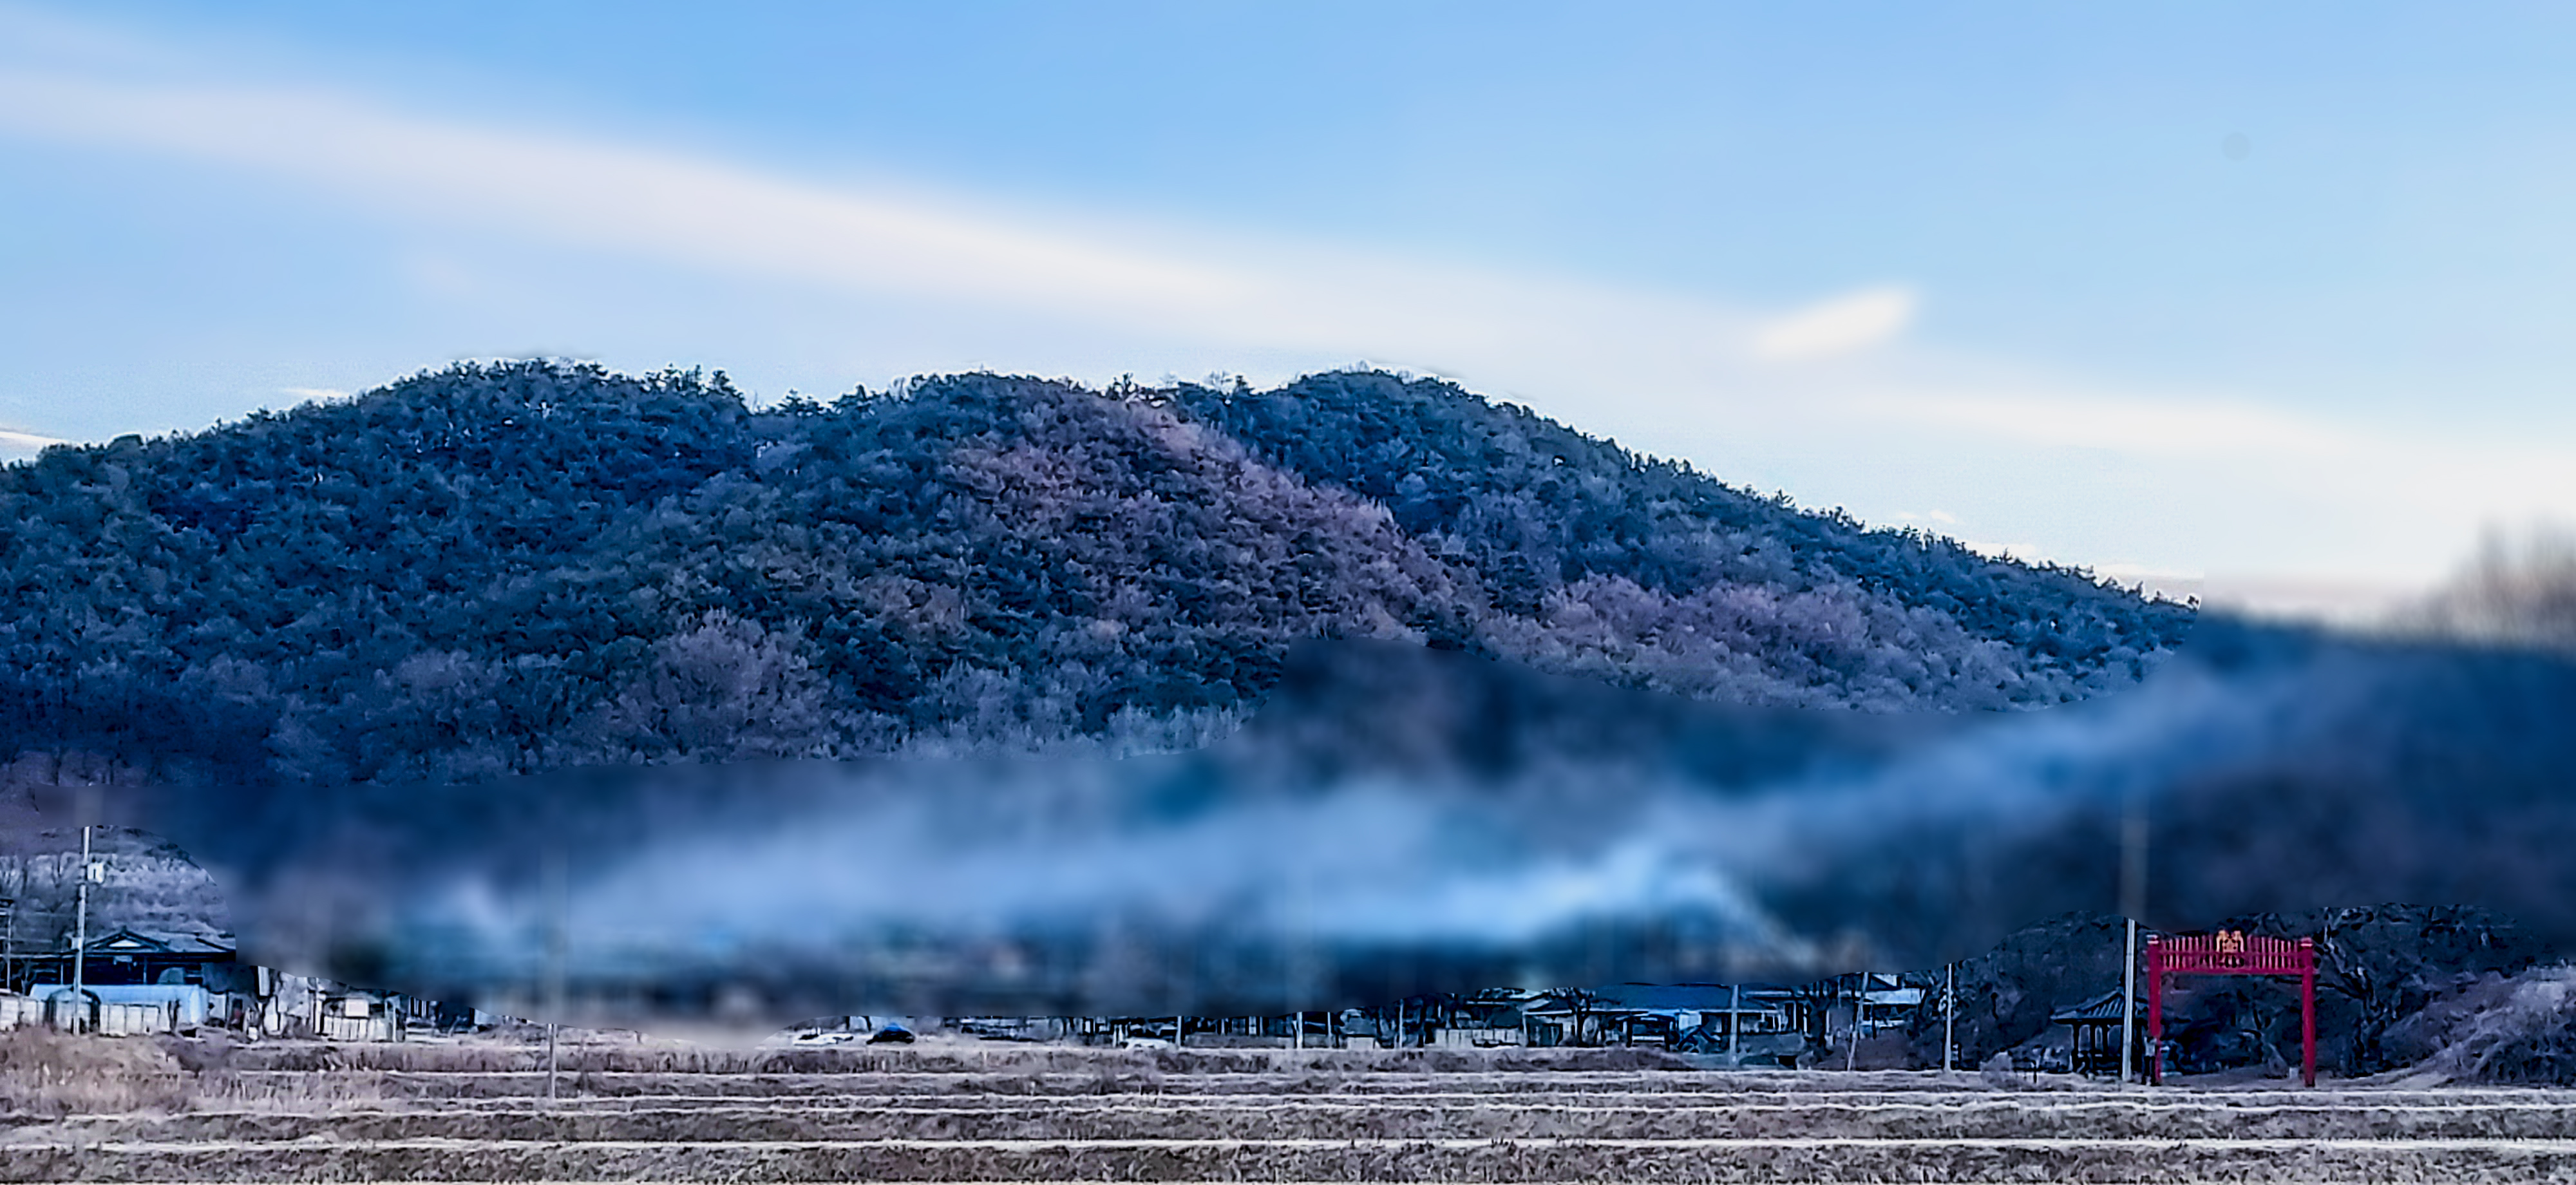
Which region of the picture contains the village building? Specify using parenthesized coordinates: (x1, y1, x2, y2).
(14, 926, 246, 1035)
(8, 925, 240, 991)
(1522, 983, 1805, 1050)
(1854, 973, 1926, 1035)
(0, 924, 452, 1041)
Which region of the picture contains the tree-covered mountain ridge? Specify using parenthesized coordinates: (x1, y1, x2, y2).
(0, 362, 2192, 788)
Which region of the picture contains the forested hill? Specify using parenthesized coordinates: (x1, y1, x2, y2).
(0, 362, 2191, 788)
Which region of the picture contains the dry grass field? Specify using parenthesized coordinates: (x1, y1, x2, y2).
(8, 1032, 2576, 1182)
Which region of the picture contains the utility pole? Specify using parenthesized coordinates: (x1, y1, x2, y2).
(2120, 787, 2148, 1087)
(544, 845, 566, 1104)
(70, 826, 96, 1034)
(2122, 920, 2139, 1085)
(1844, 974, 1860, 1072)
(1728, 983, 1741, 1061)
(1943, 964, 1956, 1074)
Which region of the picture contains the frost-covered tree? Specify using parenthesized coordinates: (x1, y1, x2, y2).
(0, 361, 2192, 788)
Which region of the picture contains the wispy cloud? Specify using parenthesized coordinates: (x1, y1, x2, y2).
(1750, 285, 1917, 361)
(0, 427, 70, 451)
(0, 70, 1252, 325)
(0, 50, 1775, 379)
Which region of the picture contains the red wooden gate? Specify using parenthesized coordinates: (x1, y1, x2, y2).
(2146, 931, 2316, 1086)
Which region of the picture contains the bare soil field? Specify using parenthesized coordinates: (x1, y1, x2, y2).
(8, 1036, 2576, 1182)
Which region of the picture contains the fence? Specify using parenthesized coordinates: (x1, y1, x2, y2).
(319, 1010, 399, 1043)
(2152, 931, 2314, 974)
(94, 1001, 175, 1036)
(0, 991, 182, 1036)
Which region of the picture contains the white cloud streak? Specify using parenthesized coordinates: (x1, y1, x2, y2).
(0, 71, 1253, 323)
(0, 427, 70, 451)
(1752, 285, 1916, 361)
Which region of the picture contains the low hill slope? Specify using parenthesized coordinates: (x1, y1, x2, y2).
(0, 363, 2190, 787)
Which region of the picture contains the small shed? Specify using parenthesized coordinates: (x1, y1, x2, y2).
(1432, 991, 1533, 1048)
(1859, 980, 1924, 1034)
(2049, 991, 2146, 1077)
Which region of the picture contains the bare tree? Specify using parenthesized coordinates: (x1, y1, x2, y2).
(1537, 987, 1604, 1047)
(2407, 523, 2576, 650)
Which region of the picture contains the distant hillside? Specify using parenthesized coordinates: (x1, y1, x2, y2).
(0, 825, 231, 954)
(0, 362, 2190, 788)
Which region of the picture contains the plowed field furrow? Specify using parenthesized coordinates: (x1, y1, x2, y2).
(11, 1137, 2576, 1184)
(260, 1072, 1861, 1100)
(37, 1054, 2576, 1182)
(230, 1085, 2576, 1109)
(39, 1101, 2576, 1143)
(236, 1068, 2575, 1103)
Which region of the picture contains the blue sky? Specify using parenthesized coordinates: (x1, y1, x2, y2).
(4, 2, 2573, 612)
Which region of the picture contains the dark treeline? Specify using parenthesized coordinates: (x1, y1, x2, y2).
(0, 363, 2190, 788)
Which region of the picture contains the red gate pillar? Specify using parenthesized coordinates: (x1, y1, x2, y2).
(2146, 936, 2164, 1086)
(2299, 937, 2317, 1087)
